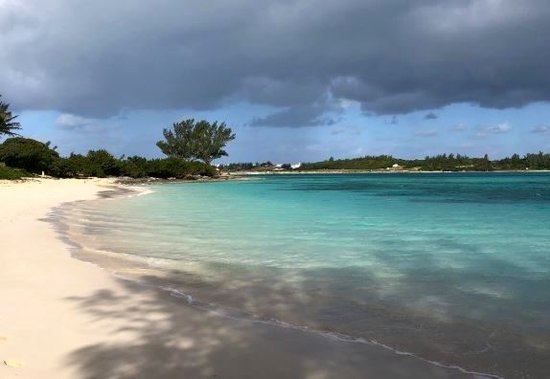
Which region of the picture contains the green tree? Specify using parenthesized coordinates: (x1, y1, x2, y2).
(0, 95, 21, 138)
(157, 119, 235, 164)
(0, 137, 59, 174)
(86, 149, 120, 176)
(120, 156, 149, 178)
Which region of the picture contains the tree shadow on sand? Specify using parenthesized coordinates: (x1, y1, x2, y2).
(64, 278, 473, 379)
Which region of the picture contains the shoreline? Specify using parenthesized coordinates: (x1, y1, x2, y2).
(229, 169, 550, 175)
(0, 178, 495, 378)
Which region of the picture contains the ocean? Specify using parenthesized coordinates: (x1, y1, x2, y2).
(55, 173, 550, 378)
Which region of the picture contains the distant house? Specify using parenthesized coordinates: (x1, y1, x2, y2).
(387, 163, 403, 171)
(291, 162, 302, 169)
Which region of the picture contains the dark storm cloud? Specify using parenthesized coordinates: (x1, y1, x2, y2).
(250, 104, 332, 127)
(1, 0, 550, 126)
(249, 94, 344, 127)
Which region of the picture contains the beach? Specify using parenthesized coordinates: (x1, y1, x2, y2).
(0, 177, 487, 379)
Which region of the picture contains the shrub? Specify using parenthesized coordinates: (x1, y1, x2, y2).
(86, 149, 121, 176)
(119, 156, 149, 178)
(52, 151, 121, 178)
(53, 153, 101, 177)
(0, 137, 59, 174)
(146, 158, 216, 179)
(0, 164, 28, 180)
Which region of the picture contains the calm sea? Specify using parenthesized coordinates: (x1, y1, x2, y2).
(57, 173, 550, 378)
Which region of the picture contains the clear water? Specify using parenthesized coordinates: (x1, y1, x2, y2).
(59, 173, 550, 378)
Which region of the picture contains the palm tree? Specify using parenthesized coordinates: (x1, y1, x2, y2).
(0, 95, 21, 138)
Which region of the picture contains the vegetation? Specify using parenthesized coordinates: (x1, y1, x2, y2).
(52, 150, 121, 178)
(52, 153, 215, 179)
(300, 155, 405, 171)
(157, 119, 235, 164)
(0, 137, 59, 174)
(225, 152, 550, 172)
(0, 95, 21, 138)
(220, 162, 258, 171)
(0, 136, 217, 180)
(0, 164, 27, 180)
(0, 97, 228, 180)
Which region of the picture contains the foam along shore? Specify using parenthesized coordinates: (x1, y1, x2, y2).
(0, 178, 478, 379)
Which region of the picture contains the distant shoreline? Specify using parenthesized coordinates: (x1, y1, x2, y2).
(230, 169, 550, 175)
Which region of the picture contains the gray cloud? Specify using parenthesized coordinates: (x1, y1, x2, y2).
(331, 125, 362, 136)
(414, 129, 438, 137)
(424, 112, 438, 120)
(531, 125, 550, 134)
(2, 0, 550, 126)
(450, 123, 468, 132)
(250, 105, 328, 127)
(478, 123, 512, 135)
(249, 96, 344, 127)
(54, 114, 94, 130)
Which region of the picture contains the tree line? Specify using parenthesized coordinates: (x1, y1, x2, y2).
(220, 153, 550, 172)
(297, 153, 550, 171)
(0, 95, 235, 180)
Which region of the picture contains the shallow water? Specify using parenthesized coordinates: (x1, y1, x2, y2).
(57, 173, 550, 378)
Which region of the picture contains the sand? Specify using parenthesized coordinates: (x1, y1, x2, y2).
(0, 178, 475, 379)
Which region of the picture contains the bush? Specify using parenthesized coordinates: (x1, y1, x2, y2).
(52, 154, 217, 179)
(52, 151, 121, 178)
(0, 164, 28, 180)
(145, 158, 216, 179)
(47, 155, 82, 178)
(86, 149, 121, 176)
(0, 137, 59, 174)
(0, 138, 218, 179)
(119, 156, 149, 178)
(50, 153, 99, 177)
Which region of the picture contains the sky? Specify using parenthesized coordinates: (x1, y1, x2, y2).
(1, 0, 550, 163)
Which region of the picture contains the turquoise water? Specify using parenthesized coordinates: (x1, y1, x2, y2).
(60, 173, 550, 378)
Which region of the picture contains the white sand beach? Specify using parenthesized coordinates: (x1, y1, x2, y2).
(0, 178, 125, 378)
(0, 178, 472, 379)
